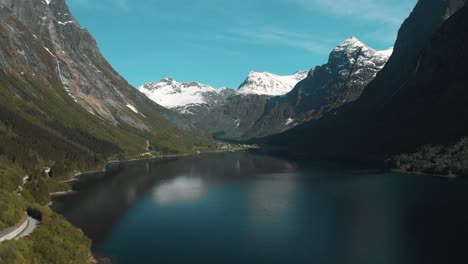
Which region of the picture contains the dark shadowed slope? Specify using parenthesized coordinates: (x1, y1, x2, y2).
(261, 0, 468, 162)
(0, 0, 211, 178)
(158, 38, 391, 141)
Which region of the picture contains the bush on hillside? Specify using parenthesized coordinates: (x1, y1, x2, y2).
(0, 190, 25, 230)
(0, 206, 92, 264)
(389, 138, 468, 176)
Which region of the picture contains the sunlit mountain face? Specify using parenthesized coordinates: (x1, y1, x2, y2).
(1, 0, 468, 263)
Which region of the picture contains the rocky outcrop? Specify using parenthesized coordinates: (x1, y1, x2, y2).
(237, 71, 308, 96)
(262, 0, 468, 162)
(241, 37, 392, 140)
(139, 78, 235, 110)
(0, 0, 210, 176)
(0, 0, 186, 132)
(142, 38, 390, 141)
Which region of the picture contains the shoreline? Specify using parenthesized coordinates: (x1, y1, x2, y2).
(49, 149, 253, 264)
(390, 169, 458, 179)
(52, 148, 254, 196)
(59, 150, 463, 191)
(50, 190, 78, 197)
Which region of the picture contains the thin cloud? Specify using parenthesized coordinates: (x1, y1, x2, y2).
(226, 27, 333, 55)
(290, 0, 415, 26)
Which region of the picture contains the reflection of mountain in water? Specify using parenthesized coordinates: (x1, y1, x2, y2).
(53, 152, 297, 243)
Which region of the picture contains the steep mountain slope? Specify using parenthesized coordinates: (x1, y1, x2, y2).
(237, 71, 308, 96)
(142, 38, 390, 141)
(240, 38, 392, 139)
(356, 0, 467, 109)
(262, 0, 468, 163)
(0, 0, 159, 126)
(139, 70, 306, 140)
(139, 70, 306, 113)
(139, 78, 235, 112)
(0, 0, 211, 178)
(0, 1, 214, 262)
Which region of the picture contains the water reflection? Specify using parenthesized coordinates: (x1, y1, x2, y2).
(53, 152, 296, 243)
(152, 176, 206, 205)
(53, 152, 468, 264)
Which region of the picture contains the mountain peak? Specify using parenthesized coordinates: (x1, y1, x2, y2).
(342, 36, 362, 43)
(156, 78, 205, 88)
(238, 70, 308, 96)
(329, 37, 393, 69)
(139, 78, 235, 109)
(161, 77, 175, 83)
(247, 71, 273, 78)
(334, 37, 369, 53)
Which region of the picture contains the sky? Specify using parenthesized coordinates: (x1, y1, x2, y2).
(67, 0, 416, 89)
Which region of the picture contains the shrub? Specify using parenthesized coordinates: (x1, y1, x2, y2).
(24, 176, 49, 206)
(0, 243, 28, 264)
(0, 190, 24, 230)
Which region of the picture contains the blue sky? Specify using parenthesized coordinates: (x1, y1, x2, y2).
(68, 0, 416, 89)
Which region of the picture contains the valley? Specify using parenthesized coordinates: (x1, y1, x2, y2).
(140, 38, 392, 141)
(0, 0, 467, 263)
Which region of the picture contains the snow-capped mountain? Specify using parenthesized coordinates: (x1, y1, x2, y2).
(139, 78, 234, 109)
(242, 37, 394, 139)
(329, 37, 393, 82)
(139, 69, 306, 112)
(140, 37, 392, 141)
(264, 0, 468, 160)
(237, 71, 308, 96)
(288, 36, 393, 110)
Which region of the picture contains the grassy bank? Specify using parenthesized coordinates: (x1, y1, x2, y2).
(0, 157, 93, 264)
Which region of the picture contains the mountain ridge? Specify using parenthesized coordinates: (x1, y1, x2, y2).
(260, 0, 468, 164)
(0, 0, 213, 176)
(142, 37, 391, 141)
(237, 70, 309, 96)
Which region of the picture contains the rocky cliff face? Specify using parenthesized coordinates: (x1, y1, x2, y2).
(139, 78, 235, 112)
(262, 0, 468, 161)
(357, 0, 467, 109)
(139, 70, 307, 140)
(0, 0, 210, 174)
(144, 38, 391, 141)
(241, 37, 392, 140)
(0, 0, 179, 130)
(237, 71, 308, 96)
(289, 38, 391, 114)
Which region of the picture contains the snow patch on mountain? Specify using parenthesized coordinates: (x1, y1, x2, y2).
(139, 78, 234, 109)
(126, 104, 139, 114)
(330, 37, 393, 81)
(333, 37, 393, 69)
(286, 118, 294, 125)
(140, 69, 309, 112)
(376, 47, 394, 58)
(237, 71, 308, 96)
(58, 21, 73, 26)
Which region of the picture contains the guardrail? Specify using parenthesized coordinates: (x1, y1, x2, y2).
(0, 213, 28, 243)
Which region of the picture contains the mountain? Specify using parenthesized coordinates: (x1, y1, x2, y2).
(240, 37, 392, 140)
(237, 71, 308, 96)
(0, 0, 213, 262)
(0, 0, 209, 159)
(138, 70, 306, 139)
(0, 0, 215, 180)
(261, 0, 468, 168)
(138, 69, 307, 113)
(139, 78, 235, 112)
(141, 38, 391, 141)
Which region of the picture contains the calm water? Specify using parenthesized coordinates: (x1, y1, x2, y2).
(54, 152, 468, 264)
